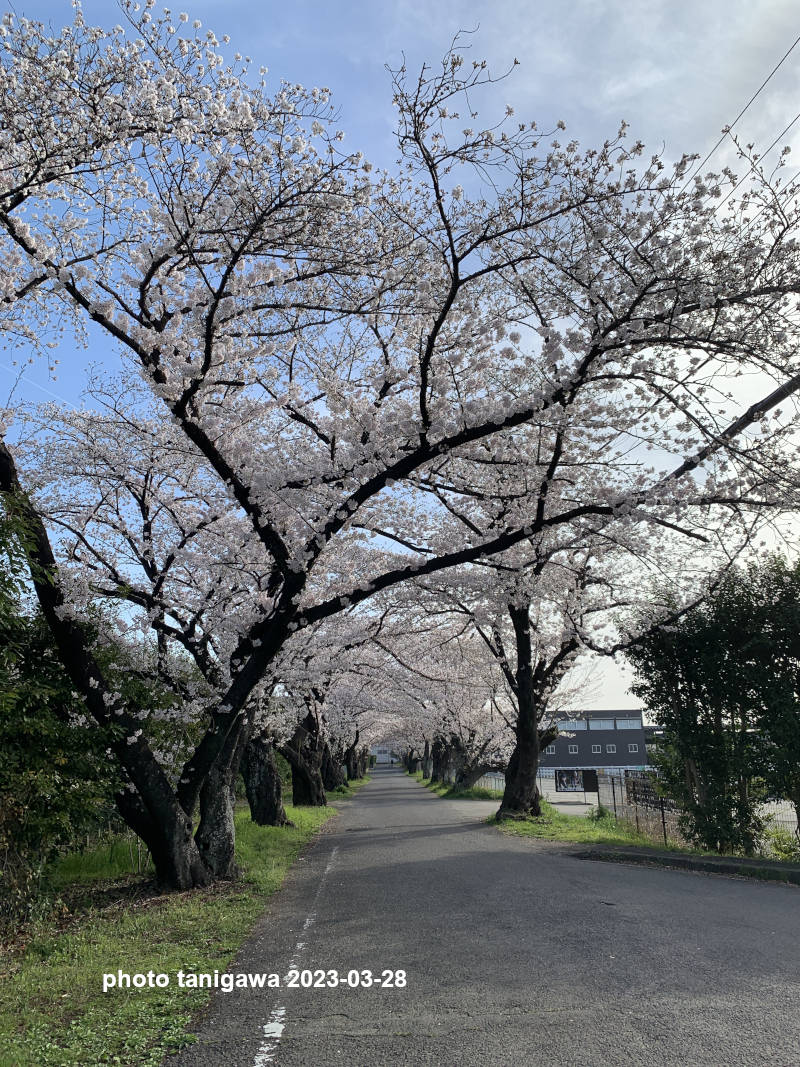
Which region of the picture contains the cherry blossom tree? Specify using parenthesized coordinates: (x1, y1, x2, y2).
(2, 6, 800, 885)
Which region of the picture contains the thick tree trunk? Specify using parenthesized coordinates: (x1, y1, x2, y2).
(422, 739, 432, 779)
(194, 722, 247, 879)
(115, 789, 211, 889)
(498, 732, 541, 817)
(321, 741, 346, 791)
(280, 712, 327, 806)
(241, 733, 291, 827)
(436, 741, 455, 784)
(290, 759, 327, 805)
(498, 605, 542, 819)
(356, 747, 369, 779)
(196, 763, 239, 879)
(430, 737, 445, 783)
(344, 730, 360, 780)
(454, 763, 490, 791)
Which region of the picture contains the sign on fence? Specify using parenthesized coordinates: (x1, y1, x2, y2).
(625, 774, 678, 811)
(555, 769, 584, 792)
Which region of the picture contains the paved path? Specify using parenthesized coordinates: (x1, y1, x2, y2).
(168, 767, 800, 1066)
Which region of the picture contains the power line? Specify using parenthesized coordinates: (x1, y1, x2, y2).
(683, 30, 800, 188)
(0, 361, 71, 407)
(716, 107, 800, 213)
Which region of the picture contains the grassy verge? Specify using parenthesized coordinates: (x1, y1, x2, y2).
(0, 804, 334, 1067)
(492, 799, 657, 847)
(409, 769, 504, 801)
(408, 770, 800, 866)
(331, 774, 371, 798)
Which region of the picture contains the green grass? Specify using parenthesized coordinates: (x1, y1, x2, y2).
(450, 785, 505, 800)
(409, 770, 504, 801)
(47, 834, 154, 887)
(331, 774, 371, 798)
(492, 799, 657, 847)
(0, 804, 334, 1067)
(409, 769, 800, 866)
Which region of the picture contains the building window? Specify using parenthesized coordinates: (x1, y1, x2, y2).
(589, 718, 614, 731)
(616, 718, 642, 730)
(591, 744, 601, 754)
(561, 719, 587, 731)
(628, 744, 638, 753)
(606, 744, 616, 754)
(546, 745, 555, 754)
(568, 744, 578, 754)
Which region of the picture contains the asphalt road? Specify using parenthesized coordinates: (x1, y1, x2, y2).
(167, 766, 800, 1067)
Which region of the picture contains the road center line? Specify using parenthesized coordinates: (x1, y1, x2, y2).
(252, 845, 340, 1066)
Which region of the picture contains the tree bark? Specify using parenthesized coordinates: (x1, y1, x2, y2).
(289, 758, 327, 806)
(280, 712, 327, 806)
(344, 730, 360, 780)
(791, 788, 800, 843)
(116, 788, 211, 889)
(241, 732, 291, 827)
(430, 737, 446, 783)
(321, 741, 346, 791)
(422, 739, 432, 779)
(453, 763, 491, 791)
(195, 720, 248, 879)
(356, 747, 369, 779)
(498, 605, 542, 819)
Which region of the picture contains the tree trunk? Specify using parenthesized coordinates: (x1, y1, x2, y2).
(115, 789, 211, 889)
(241, 733, 291, 827)
(792, 788, 800, 842)
(454, 763, 490, 791)
(438, 742, 455, 784)
(194, 722, 247, 879)
(290, 759, 327, 805)
(430, 737, 446, 783)
(422, 739, 432, 779)
(280, 713, 327, 806)
(357, 747, 369, 778)
(498, 605, 542, 819)
(344, 730, 360, 780)
(321, 741, 346, 791)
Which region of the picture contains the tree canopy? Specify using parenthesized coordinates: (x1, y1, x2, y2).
(1, 5, 800, 884)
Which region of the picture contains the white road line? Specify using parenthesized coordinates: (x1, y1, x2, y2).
(251, 845, 339, 1066)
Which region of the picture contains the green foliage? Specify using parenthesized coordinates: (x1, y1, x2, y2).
(275, 749, 293, 792)
(761, 825, 800, 863)
(588, 803, 612, 822)
(47, 834, 154, 886)
(0, 508, 214, 922)
(0, 604, 122, 923)
(628, 555, 800, 855)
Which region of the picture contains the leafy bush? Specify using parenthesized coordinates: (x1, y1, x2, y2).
(0, 610, 122, 922)
(761, 825, 800, 863)
(588, 803, 613, 822)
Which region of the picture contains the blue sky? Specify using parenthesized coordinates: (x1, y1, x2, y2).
(5, 0, 800, 707)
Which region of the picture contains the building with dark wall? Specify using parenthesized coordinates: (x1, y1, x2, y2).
(538, 710, 648, 774)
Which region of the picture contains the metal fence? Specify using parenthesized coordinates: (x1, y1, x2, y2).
(598, 772, 687, 848)
(475, 769, 556, 796)
(598, 771, 800, 854)
(477, 768, 799, 857)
